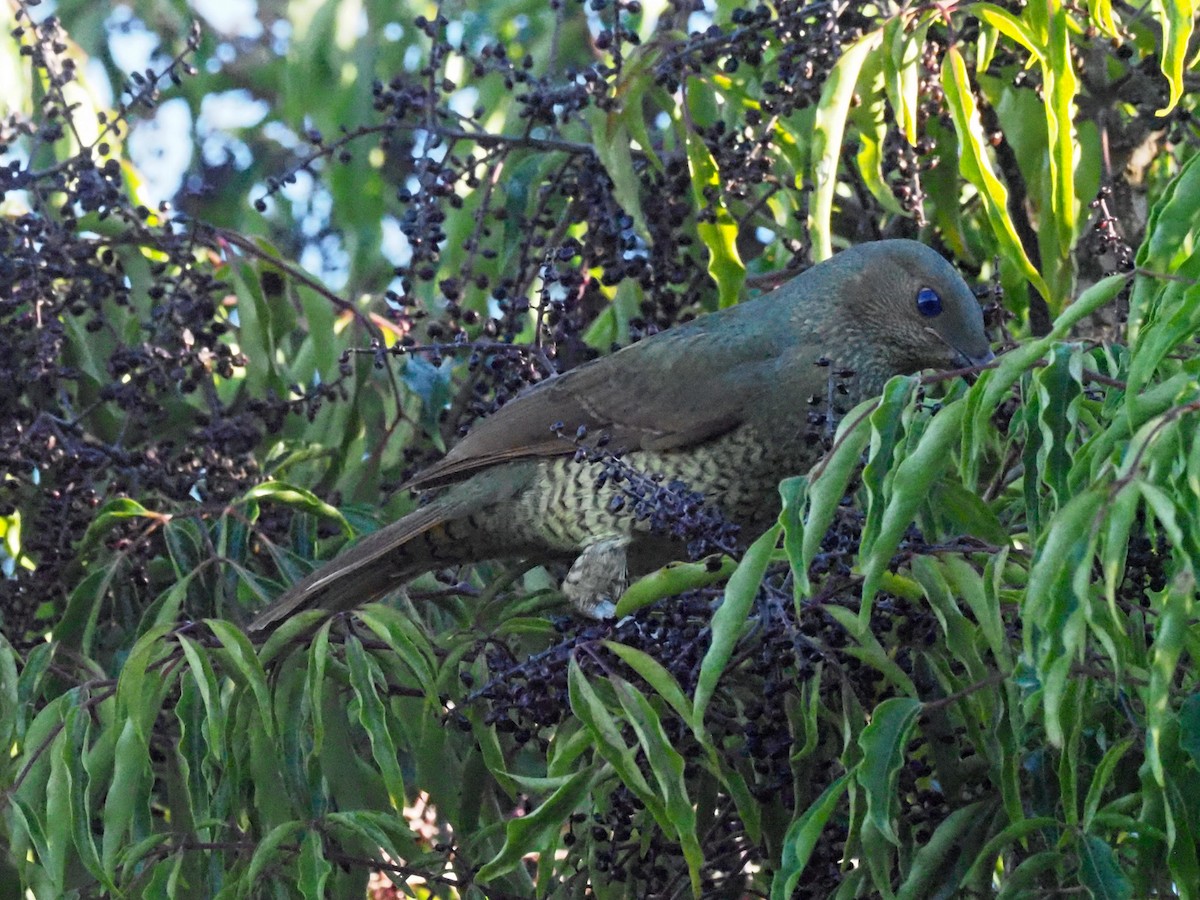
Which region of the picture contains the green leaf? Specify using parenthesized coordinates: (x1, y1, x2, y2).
(998, 850, 1065, 895)
(882, 13, 932, 146)
(567, 659, 667, 824)
(1152, 0, 1196, 115)
(1083, 738, 1134, 828)
(1024, 488, 1106, 746)
(207, 619, 276, 742)
(973, 4, 1043, 60)
(857, 697, 921, 846)
(357, 604, 438, 696)
(896, 800, 992, 900)
(1086, 0, 1120, 37)
(684, 88, 745, 308)
(929, 479, 1009, 546)
(1147, 569, 1194, 786)
(72, 497, 160, 561)
(1031, 343, 1082, 507)
(246, 821, 304, 884)
(942, 46, 1052, 307)
(0, 633, 20, 751)
(400, 354, 453, 434)
(786, 397, 875, 595)
(602, 641, 693, 725)
(243, 480, 352, 537)
(1181, 693, 1200, 772)
(45, 723, 74, 891)
(1127, 281, 1200, 403)
(102, 719, 151, 876)
(694, 523, 779, 727)
(860, 400, 967, 609)
(965, 816, 1059, 885)
(1134, 149, 1200, 278)
(1044, 2, 1079, 259)
(613, 554, 736, 617)
(808, 28, 884, 260)
(1078, 834, 1133, 900)
(344, 634, 407, 809)
(855, 113, 906, 217)
(911, 557, 987, 684)
(823, 602, 918, 697)
(613, 676, 703, 896)
(942, 555, 1012, 671)
(305, 621, 332, 752)
(770, 774, 850, 900)
(861, 377, 918, 554)
(476, 768, 594, 883)
(177, 635, 225, 760)
(585, 106, 650, 240)
(298, 829, 332, 900)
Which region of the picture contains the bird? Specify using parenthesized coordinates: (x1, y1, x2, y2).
(247, 240, 993, 632)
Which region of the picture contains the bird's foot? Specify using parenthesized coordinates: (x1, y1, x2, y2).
(562, 536, 629, 620)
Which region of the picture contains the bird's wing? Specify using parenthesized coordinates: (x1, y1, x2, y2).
(406, 312, 786, 489)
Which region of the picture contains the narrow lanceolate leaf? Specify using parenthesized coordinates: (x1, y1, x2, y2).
(1083, 738, 1134, 828)
(1133, 149, 1200, 277)
(883, 13, 932, 146)
(567, 660, 668, 827)
(1152, 0, 1196, 115)
(243, 480, 352, 536)
(896, 800, 992, 900)
(1045, 3, 1079, 259)
(602, 641, 693, 725)
(1078, 834, 1134, 900)
(965, 273, 1129, 454)
(788, 398, 876, 595)
(964, 816, 1060, 885)
(476, 768, 594, 883)
(207, 620, 275, 742)
(684, 84, 745, 308)
(0, 633, 20, 751)
(860, 401, 967, 612)
(860, 377, 917, 555)
(969, 2, 1084, 264)
(770, 774, 851, 900)
(614, 555, 736, 617)
(808, 28, 884, 260)
(1086, 0, 1120, 37)
(694, 523, 780, 728)
(973, 4, 1043, 59)
(297, 829, 332, 900)
(1126, 280, 1200, 401)
(613, 676, 703, 897)
(102, 719, 151, 877)
(1147, 569, 1194, 786)
(344, 635, 407, 809)
(942, 47, 1052, 307)
(1023, 488, 1106, 747)
(858, 697, 921, 846)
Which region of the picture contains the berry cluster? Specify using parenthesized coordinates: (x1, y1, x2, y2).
(0, 12, 340, 639)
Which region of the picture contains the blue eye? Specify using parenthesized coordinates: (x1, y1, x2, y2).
(916, 287, 942, 317)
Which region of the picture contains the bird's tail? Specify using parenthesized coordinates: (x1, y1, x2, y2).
(245, 463, 540, 634)
(246, 500, 455, 633)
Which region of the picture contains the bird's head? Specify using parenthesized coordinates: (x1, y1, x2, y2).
(822, 240, 994, 386)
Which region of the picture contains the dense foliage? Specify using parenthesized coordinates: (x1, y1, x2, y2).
(2, 0, 1199, 896)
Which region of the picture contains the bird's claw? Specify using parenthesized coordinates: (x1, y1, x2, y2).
(562, 536, 628, 620)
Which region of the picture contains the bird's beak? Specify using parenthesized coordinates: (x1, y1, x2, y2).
(923, 326, 994, 372)
(956, 347, 995, 370)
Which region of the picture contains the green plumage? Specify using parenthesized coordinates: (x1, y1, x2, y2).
(248, 240, 993, 630)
